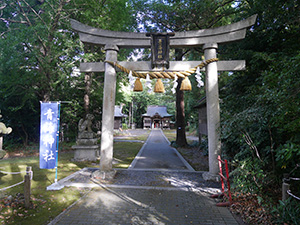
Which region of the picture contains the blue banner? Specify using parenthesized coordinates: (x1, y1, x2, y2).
(39, 102, 59, 169)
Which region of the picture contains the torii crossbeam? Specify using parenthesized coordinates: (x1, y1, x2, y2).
(71, 15, 257, 180)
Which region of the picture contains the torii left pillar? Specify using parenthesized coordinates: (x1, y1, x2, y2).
(99, 44, 119, 175)
(203, 43, 221, 180)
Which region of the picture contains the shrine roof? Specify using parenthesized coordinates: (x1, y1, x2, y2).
(142, 105, 172, 118)
(114, 106, 127, 118)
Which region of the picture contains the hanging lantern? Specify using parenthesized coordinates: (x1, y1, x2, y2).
(154, 78, 165, 93)
(133, 78, 143, 92)
(180, 76, 192, 91)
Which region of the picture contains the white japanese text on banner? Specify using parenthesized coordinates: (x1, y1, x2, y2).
(39, 102, 59, 169)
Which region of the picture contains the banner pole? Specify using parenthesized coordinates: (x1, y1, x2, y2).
(54, 102, 61, 183)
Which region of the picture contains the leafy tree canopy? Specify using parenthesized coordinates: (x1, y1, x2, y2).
(0, 0, 137, 144)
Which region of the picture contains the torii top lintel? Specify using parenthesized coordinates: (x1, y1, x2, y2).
(70, 15, 257, 48)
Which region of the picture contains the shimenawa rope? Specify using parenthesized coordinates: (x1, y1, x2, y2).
(105, 58, 219, 79)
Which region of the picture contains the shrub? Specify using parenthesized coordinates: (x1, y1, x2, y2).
(230, 157, 267, 194)
(272, 198, 300, 225)
(275, 142, 300, 176)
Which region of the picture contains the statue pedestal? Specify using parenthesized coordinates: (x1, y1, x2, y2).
(72, 145, 99, 161)
(72, 131, 99, 161)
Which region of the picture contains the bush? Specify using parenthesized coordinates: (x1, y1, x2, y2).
(199, 137, 208, 156)
(275, 142, 300, 176)
(272, 198, 300, 225)
(122, 123, 128, 130)
(231, 157, 267, 194)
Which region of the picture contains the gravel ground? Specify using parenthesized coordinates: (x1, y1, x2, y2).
(58, 168, 221, 195)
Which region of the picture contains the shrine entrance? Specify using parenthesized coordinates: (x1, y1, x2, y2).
(154, 118, 160, 129)
(71, 15, 257, 180)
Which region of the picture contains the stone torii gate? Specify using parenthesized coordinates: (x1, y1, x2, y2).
(71, 15, 257, 180)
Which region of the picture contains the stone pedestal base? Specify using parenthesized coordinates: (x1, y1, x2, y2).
(92, 169, 116, 181)
(202, 172, 220, 182)
(72, 145, 99, 161)
(77, 138, 98, 146)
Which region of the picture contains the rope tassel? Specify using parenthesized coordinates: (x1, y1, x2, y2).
(154, 79, 165, 93)
(180, 76, 192, 91)
(133, 78, 143, 92)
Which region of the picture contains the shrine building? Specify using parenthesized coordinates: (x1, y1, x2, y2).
(142, 105, 172, 129)
(114, 105, 127, 129)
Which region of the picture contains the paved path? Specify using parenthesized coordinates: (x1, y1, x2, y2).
(50, 188, 238, 225)
(129, 129, 194, 171)
(48, 129, 240, 225)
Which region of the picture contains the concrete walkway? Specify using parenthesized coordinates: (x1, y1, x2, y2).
(129, 129, 194, 171)
(48, 129, 240, 225)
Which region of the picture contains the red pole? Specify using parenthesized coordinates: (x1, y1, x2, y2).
(218, 155, 225, 193)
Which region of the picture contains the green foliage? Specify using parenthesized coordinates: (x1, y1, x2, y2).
(231, 158, 267, 194)
(122, 123, 128, 130)
(275, 142, 300, 174)
(272, 198, 300, 225)
(220, 0, 300, 185)
(199, 137, 208, 156)
(0, 0, 137, 145)
(70, 0, 137, 31)
(218, 1, 300, 222)
(133, 0, 238, 32)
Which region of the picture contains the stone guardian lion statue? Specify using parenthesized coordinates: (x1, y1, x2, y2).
(78, 114, 94, 133)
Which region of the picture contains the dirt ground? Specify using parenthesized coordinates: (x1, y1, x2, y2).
(177, 146, 209, 171)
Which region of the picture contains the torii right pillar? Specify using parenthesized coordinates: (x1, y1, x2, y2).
(203, 43, 221, 180)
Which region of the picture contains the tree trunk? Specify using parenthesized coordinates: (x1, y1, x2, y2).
(174, 49, 188, 146)
(176, 77, 188, 146)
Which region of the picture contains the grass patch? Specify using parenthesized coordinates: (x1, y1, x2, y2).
(113, 142, 144, 168)
(133, 132, 151, 141)
(162, 129, 176, 143)
(114, 129, 150, 141)
(0, 152, 93, 225)
(0, 130, 149, 224)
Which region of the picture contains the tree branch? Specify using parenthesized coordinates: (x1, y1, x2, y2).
(21, 0, 47, 26)
(242, 131, 262, 161)
(0, 18, 28, 25)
